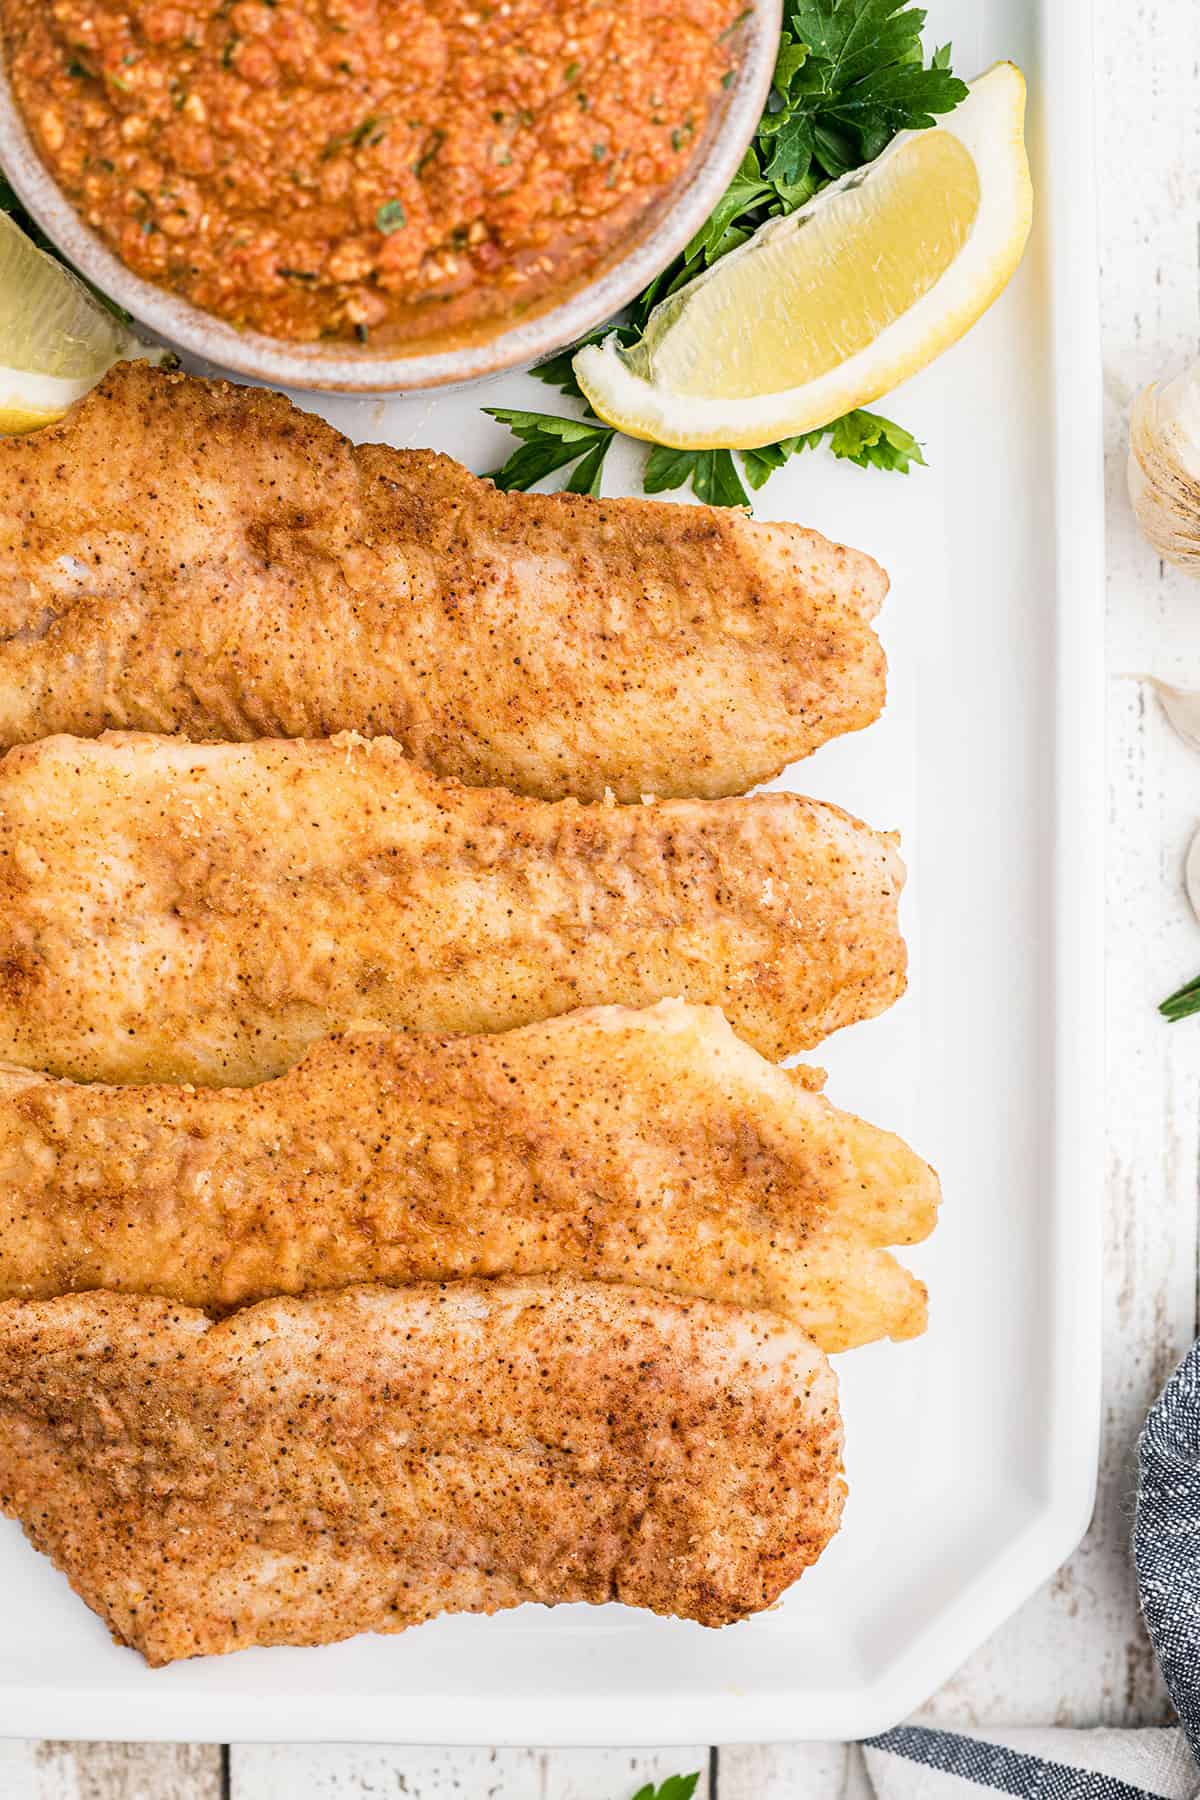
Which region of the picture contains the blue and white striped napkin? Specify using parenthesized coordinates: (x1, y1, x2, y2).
(859, 1725, 1196, 1798)
(847, 1339, 1200, 1799)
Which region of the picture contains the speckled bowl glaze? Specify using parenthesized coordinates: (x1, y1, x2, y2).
(0, 3, 781, 394)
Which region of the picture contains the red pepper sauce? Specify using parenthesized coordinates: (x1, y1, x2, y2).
(2, 0, 742, 345)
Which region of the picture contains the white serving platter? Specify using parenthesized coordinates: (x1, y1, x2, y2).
(0, 0, 1102, 1745)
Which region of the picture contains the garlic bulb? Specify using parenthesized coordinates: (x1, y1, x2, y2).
(1186, 823, 1200, 927)
(1128, 363, 1200, 573)
(1140, 676, 1200, 754)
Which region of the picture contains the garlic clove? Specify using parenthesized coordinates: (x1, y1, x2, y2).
(1135, 675, 1200, 753)
(1128, 364, 1200, 574)
(1185, 823, 1200, 926)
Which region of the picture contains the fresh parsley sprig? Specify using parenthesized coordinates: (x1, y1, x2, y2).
(484, 0, 966, 506)
(631, 1776, 701, 1800)
(483, 406, 616, 496)
(485, 363, 923, 505)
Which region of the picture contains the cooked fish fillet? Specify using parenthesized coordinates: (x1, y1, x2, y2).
(0, 999, 938, 1349)
(0, 1280, 845, 1662)
(0, 732, 906, 1085)
(0, 363, 888, 801)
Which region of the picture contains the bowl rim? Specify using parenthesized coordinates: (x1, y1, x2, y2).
(0, 0, 781, 392)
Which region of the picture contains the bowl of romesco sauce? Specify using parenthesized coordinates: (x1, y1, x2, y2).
(0, 0, 781, 392)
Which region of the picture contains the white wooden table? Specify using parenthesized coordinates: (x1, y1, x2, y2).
(3, 2, 1195, 1791)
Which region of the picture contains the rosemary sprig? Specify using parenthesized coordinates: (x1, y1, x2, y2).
(1160, 974, 1200, 1022)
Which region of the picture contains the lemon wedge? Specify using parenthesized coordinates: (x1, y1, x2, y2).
(0, 210, 161, 433)
(575, 62, 1032, 452)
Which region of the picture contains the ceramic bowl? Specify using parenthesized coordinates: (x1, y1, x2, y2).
(0, 5, 780, 392)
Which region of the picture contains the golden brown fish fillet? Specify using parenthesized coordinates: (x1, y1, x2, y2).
(0, 363, 888, 801)
(0, 1280, 845, 1663)
(0, 732, 906, 1085)
(0, 1000, 938, 1349)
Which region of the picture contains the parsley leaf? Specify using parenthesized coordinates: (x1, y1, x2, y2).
(375, 198, 406, 233)
(740, 433, 816, 487)
(483, 406, 615, 494)
(741, 408, 924, 485)
(562, 433, 612, 495)
(484, 0, 960, 505)
(630, 1776, 702, 1800)
(828, 405, 925, 469)
(644, 444, 751, 508)
(759, 0, 966, 183)
(683, 147, 773, 262)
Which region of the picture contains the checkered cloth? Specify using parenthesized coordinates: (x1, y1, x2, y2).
(850, 1338, 1200, 1798)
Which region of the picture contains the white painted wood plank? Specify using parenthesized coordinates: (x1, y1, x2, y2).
(919, 0, 1200, 1728)
(716, 1742, 872, 1798)
(0, 1741, 221, 1800)
(230, 1744, 708, 1800)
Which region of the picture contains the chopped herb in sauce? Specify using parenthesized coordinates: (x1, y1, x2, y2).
(414, 129, 445, 178)
(322, 115, 386, 159)
(375, 199, 406, 233)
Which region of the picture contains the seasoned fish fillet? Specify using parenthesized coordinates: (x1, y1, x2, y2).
(0, 732, 906, 1085)
(0, 363, 888, 801)
(0, 1000, 938, 1349)
(0, 1280, 846, 1663)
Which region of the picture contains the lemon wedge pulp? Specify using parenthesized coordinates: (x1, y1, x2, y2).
(575, 62, 1032, 451)
(0, 210, 157, 434)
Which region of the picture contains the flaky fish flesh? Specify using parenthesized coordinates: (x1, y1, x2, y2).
(0, 1280, 846, 1662)
(0, 363, 888, 800)
(0, 732, 906, 1084)
(0, 1000, 937, 1349)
